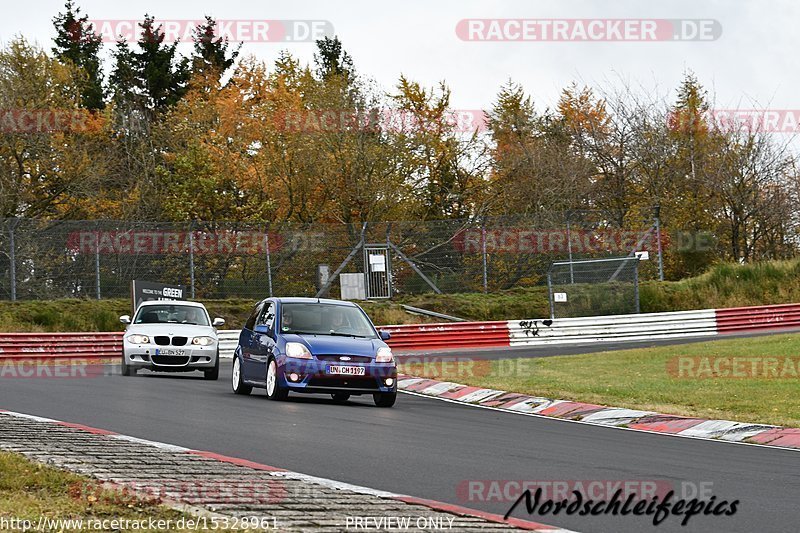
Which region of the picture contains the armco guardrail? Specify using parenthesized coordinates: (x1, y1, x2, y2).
(2, 303, 799, 359)
(715, 303, 800, 333)
(381, 322, 510, 350)
(0, 333, 122, 360)
(508, 309, 718, 346)
(218, 330, 240, 359)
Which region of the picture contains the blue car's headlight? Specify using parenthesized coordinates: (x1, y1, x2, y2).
(286, 342, 312, 359)
(376, 347, 394, 363)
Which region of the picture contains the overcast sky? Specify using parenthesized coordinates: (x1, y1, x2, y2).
(3, 0, 798, 115)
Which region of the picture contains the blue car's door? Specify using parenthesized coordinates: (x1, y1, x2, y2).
(249, 301, 277, 381)
(240, 302, 263, 382)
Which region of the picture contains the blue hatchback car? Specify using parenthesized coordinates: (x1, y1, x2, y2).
(231, 298, 397, 407)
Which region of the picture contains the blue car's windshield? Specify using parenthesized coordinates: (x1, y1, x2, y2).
(280, 303, 376, 338)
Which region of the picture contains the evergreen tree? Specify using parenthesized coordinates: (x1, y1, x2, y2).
(313, 36, 354, 80)
(136, 15, 190, 109)
(52, 1, 105, 110)
(109, 15, 190, 113)
(191, 17, 240, 79)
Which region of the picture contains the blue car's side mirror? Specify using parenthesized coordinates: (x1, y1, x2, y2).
(254, 324, 272, 336)
(379, 330, 391, 341)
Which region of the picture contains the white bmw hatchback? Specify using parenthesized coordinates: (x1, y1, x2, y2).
(119, 300, 225, 380)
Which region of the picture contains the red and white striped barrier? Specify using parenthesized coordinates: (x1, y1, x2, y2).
(384, 302, 800, 352)
(1, 303, 799, 359)
(398, 375, 800, 450)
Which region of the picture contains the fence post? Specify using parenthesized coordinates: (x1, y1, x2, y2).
(265, 230, 273, 298)
(188, 225, 196, 299)
(634, 260, 641, 314)
(654, 205, 664, 282)
(566, 215, 574, 284)
(481, 222, 488, 293)
(547, 270, 555, 320)
(8, 220, 16, 302)
(94, 229, 101, 300)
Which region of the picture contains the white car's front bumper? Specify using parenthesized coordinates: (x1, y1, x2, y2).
(123, 341, 218, 370)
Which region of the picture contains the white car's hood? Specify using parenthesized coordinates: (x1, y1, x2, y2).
(125, 323, 217, 338)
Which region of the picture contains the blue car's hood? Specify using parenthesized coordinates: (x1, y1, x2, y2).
(284, 334, 382, 357)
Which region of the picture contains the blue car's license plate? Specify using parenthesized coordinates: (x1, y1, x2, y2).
(327, 365, 365, 375)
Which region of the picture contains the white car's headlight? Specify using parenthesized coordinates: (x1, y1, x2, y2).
(376, 347, 394, 363)
(192, 336, 215, 346)
(126, 334, 150, 344)
(285, 342, 312, 359)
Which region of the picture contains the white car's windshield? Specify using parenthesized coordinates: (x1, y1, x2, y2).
(280, 303, 376, 338)
(134, 305, 209, 326)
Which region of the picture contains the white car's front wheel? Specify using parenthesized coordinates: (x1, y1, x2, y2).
(121, 351, 136, 377)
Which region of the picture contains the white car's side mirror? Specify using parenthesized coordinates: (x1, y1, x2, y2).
(119, 315, 131, 324)
(212, 318, 225, 327)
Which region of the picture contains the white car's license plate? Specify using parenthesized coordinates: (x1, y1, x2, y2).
(155, 349, 186, 356)
(328, 365, 365, 376)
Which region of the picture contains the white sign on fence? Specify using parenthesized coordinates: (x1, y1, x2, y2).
(554, 292, 568, 302)
(369, 254, 386, 272)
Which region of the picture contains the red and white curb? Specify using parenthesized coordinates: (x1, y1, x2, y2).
(397, 376, 800, 451)
(0, 409, 575, 533)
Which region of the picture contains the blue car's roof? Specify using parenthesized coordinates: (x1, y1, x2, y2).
(272, 297, 356, 307)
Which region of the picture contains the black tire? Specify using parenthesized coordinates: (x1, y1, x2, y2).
(331, 392, 351, 403)
(232, 356, 252, 395)
(265, 357, 289, 401)
(204, 350, 220, 381)
(373, 391, 396, 408)
(121, 355, 136, 377)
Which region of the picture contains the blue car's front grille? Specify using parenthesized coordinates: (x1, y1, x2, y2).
(315, 354, 372, 363)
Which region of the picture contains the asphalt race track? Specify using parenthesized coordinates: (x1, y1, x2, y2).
(1, 337, 798, 533)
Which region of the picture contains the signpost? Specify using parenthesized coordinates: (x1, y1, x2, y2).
(131, 280, 186, 313)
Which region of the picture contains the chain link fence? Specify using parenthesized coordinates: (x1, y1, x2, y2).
(547, 257, 640, 319)
(0, 210, 674, 302)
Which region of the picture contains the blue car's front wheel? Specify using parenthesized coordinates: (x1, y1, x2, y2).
(265, 357, 289, 401)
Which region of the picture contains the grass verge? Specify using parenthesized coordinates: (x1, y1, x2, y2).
(400, 333, 800, 428)
(0, 451, 241, 532)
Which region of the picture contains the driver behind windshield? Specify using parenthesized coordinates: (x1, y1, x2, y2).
(328, 308, 356, 334)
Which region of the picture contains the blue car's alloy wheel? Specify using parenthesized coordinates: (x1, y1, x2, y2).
(265, 358, 289, 401)
(231, 356, 251, 396)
